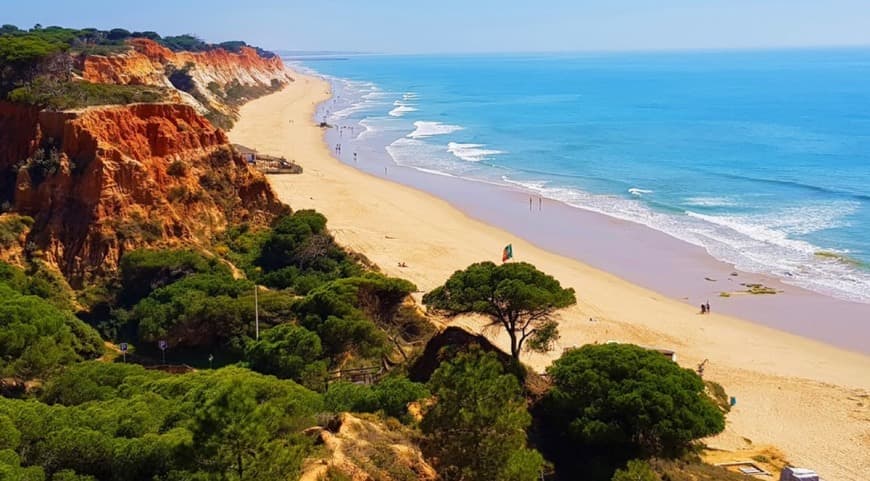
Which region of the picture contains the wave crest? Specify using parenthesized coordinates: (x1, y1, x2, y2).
(407, 121, 464, 139)
(447, 142, 504, 162)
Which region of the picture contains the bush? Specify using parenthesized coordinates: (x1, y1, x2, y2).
(612, 460, 658, 481)
(166, 160, 187, 178)
(0, 283, 104, 379)
(543, 344, 725, 458)
(421, 350, 543, 481)
(0, 215, 33, 249)
(246, 324, 327, 388)
(9, 80, 168, 109)
(324, 381, 379, 413)
(0, 365, 323, 481)
(371, 376, 428, 419)
(118, 249, 221, 306)
(131, 273, 254, 348)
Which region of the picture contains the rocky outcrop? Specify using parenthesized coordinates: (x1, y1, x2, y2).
(80, 39, 293, 123)
(0, 100, 284, 286)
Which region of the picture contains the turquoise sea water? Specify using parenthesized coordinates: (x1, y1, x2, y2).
(292, 50, 870, 303)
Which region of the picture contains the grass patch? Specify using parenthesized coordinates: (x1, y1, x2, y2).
(71, 43, 130, 56)
(648, 457, 747, 481)
(705, 380, 731, 413)
(9, 80, 169, 110)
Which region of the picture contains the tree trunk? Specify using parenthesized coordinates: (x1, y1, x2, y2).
(508, 329, 519, 360)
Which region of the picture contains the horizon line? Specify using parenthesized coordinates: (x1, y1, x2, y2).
(275, 43, 870, 58)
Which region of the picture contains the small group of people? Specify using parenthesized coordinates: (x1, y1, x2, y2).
(700, 301, 711, 314)
(334, 143, 342, 154)
(397, 261, 408, 268)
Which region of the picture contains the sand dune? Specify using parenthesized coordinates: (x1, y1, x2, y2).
(230, 71, 870, 481)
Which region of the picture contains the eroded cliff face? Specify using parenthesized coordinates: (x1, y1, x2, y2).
(0, 101, 284, 286)
(80, 39, 293, 123)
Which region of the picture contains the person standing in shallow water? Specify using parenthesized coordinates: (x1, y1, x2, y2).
(701, 303, 706, 314)
(706, 301, 711, 314)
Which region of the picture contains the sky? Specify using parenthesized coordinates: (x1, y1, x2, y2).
(3, 0, 870, 54)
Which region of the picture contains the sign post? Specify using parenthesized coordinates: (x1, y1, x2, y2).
(119, 342, 128, 363)
(158, 340, 167, 364)
(254, 285, 259, 340)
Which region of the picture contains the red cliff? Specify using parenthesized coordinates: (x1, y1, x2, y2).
(80, 39, 293, 123)
(0, 101, 284, 286)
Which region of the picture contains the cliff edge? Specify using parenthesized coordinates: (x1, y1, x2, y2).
(79, 38, 294, 127)
(0, 100, 284, 286)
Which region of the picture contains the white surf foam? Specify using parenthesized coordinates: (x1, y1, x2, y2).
(407, 121, 464, 139)
(628, 188, 653, 196)
(501, 176, 870, 302)
(447, 142, 505, 162)
(389, 100, 418, 117)
(684, 196, 739, 207)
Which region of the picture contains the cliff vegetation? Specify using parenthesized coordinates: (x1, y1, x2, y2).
(0, 24, 291, 127)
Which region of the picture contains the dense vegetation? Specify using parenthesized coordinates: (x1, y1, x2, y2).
(9, 80, 167, 110)
(536, 344, 726, 479)
(0, 209, 435, 480)
(421, 350, 544, 481)
(0, 202, 731, 480)
(1, 363, 321, 481)
(0, 281, 103, 379)
(0, 24, 276, 108)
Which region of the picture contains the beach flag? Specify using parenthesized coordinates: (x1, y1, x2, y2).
(502, 244, 513, 262)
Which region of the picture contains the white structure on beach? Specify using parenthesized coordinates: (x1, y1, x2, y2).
(780, 467, 820, 481)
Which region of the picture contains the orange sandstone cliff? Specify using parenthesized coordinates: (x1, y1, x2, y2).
(79, 39, 293, 124)
(0, 100, 284, 286)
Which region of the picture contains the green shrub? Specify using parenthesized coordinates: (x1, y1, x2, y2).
(324, 381, 378, 413)
(246, 324, 327, 388)
(118, 249, 221, 306)
(612, 460, 658, 481)
(0, 283, 104, 379)
(543, 344, 725, 458)
(421, 350, 543, 481)
(166, 160, 187, 178)
(371, 376, 429, 419)
(0, 365, 322, 481)
(9, 80, 168, 109)
(0, 215, 33, 249)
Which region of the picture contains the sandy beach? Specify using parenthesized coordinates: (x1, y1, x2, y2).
(230, 71, 870, 480)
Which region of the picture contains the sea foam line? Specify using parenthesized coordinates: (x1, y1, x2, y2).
(407, 121, 464, 139)
(447, 142, 505, 162)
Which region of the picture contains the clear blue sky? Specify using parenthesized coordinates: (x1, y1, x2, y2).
(4, 0, 870, 54)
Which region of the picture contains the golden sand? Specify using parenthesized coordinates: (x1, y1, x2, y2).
(230, 71, 870, 481)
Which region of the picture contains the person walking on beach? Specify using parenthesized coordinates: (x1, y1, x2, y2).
(700, 303, 706, 314)
(706, 301, 711, 314)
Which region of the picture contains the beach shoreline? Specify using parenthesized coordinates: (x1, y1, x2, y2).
(230, 69, 870, 480)
(319, 106, 870, 354)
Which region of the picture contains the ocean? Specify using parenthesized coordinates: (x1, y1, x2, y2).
(291, 49, 870, 304)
